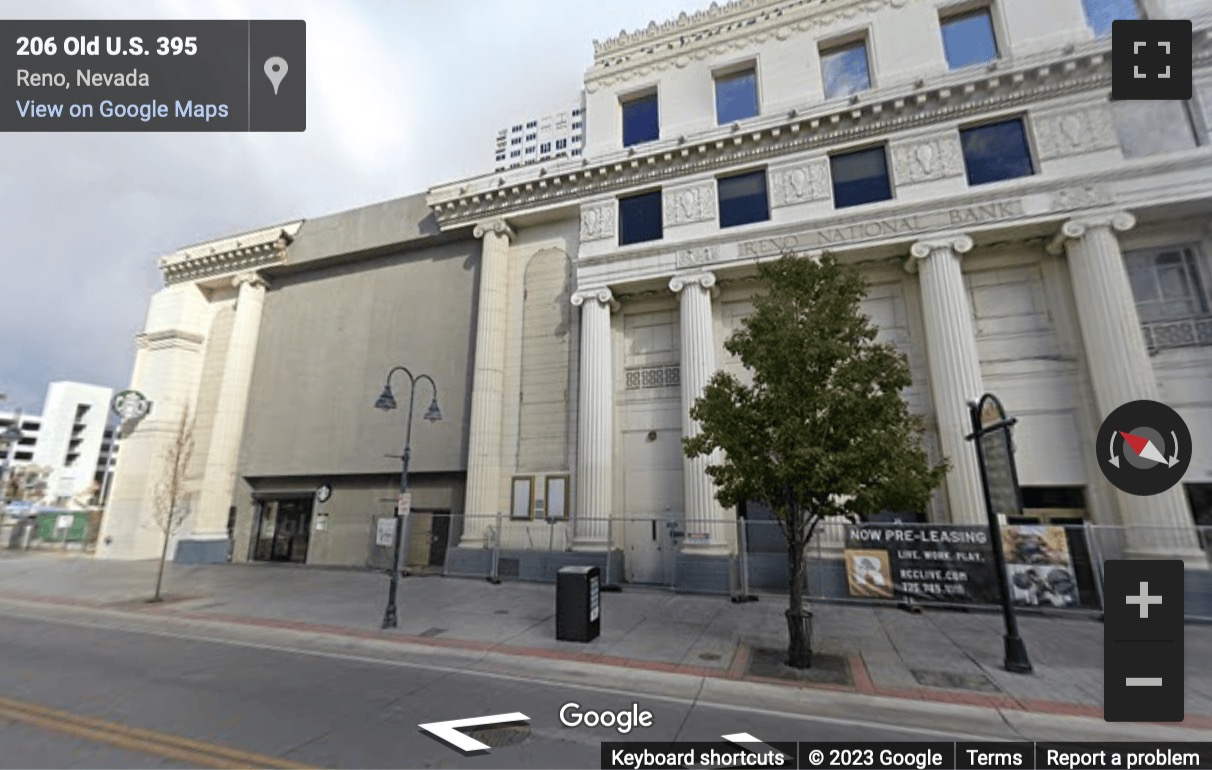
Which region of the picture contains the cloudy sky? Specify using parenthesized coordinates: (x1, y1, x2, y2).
(0, 0, 696, 413)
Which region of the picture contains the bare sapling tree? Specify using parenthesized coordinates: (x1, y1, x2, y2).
(150, 407, 195, 602)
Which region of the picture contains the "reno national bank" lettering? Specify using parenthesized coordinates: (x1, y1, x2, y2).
(737, 200, 1024, 258)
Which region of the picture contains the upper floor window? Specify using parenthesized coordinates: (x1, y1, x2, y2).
(510, 150, 520, 158)
(1082, 0, 1140, 37)
(525, 133, 536, 141)
(573, 121, 583, 130)
(622, 91, 660, 147)
(830, 145, 892, 208)
(715, 66, 759, 124)
(940, 6, 1000, 70)
(540, 142, 552, 153)
(573, 108, 582, 116)
(820, 38, 871, 100)
(510, 137, 521, 146)
(619, 190, 663, 245)
(556, 138, 568, 149)
(512, 124, 523, 132)
(960, 118, 1033, 185)
(718, 170, 770, 228)
(526, 120, 537, 128)
(1127, 245, 1212, 350)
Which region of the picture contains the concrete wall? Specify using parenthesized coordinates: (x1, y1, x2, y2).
(238, 240, 478, 479)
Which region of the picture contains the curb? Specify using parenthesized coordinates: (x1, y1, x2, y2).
(4, 589, 1212, 729)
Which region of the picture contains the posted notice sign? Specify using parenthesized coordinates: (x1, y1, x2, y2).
(843, 523, 999, 604)
(375, 517, 396, 547)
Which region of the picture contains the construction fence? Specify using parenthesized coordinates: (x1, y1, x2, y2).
(383, 512, 1212, 620)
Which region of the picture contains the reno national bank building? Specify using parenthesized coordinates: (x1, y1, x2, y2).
(99, 0, 1212, 599)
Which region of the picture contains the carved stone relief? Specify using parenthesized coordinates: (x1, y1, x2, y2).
(768, 160, 831, 208)
(1033, 105, 1119, 161)
(663, 183, 716, 226)
(580, 203, 616, 242)
(891, 135, 964, 185)
(675, 246, 720, 268)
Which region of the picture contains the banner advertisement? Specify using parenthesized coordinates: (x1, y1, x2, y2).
(1002, 524, 1080, 607)
(843, 524, 1000, 604)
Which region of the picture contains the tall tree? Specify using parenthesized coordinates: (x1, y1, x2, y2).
(149, 407, 195, 602)
(684, 254, 945, 668)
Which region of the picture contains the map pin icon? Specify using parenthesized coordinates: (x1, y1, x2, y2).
(264, 57, 288, 95)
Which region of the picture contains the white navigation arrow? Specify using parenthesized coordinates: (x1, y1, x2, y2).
(723, 733, 792, 759)
(1168, 431, 1180, 467)
(419, 712, 529, 753)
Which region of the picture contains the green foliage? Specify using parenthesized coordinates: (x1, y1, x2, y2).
(684, 254, 946, 538)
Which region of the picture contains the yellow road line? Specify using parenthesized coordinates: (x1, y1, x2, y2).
(0, 695, 315, 769)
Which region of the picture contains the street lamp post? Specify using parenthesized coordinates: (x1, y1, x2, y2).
(373, 365, 442, 630)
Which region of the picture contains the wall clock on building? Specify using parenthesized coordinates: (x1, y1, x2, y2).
(316, 484, 332, 503)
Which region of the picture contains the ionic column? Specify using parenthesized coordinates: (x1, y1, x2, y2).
(1049, 212, 1203, 561)
(571, 288, 617, 550)
(670, 272, 728, 554)
(908, 235, 986, 524)
(193, 272, 269, 545)
(460, 219, 515, 545)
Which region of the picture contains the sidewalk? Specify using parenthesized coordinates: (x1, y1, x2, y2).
(2, 550, 1210, 726)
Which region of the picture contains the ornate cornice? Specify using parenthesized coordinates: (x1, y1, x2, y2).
(159, 221, 302, 286)
(428, 46, 1119, 230)
(590, 0, 907, 85)
(430, 14, 1212, 229)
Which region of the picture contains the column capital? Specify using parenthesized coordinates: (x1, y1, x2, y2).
(473, 218, 516, 242)
(668, 271, 718, 296)
(905, 234, 972, 273)
(1047, 211, 1136, 254)
(231, 271, 269, 291)
(571, 287, 619, 311)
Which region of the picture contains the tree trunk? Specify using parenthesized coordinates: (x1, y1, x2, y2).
(785, 503, 812, 669)
(152, 508, 173, 602)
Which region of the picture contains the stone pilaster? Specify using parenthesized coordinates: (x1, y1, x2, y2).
(571, 287, 617, 550)
(908, 235, 986, 524)
(460, 219, 515, 545)
(669, 272, 728, 554)
(189, 272, 269, 560)
(1049, 212, 1203, 562)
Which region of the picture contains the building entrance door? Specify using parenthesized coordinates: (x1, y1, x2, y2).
(253, 498, 313, 563)
(405, 510, 451, 574)
(622, 428, 682, 584)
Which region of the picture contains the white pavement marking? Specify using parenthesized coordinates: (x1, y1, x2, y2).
(0, 600, 1039, 742)
(418, 712, 529, 753)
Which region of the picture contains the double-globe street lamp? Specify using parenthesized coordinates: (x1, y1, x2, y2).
(374, 365, 442, 630)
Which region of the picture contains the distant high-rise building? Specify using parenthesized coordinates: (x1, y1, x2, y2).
(0, 381, 116, 505)
(494, 102, 585, 171)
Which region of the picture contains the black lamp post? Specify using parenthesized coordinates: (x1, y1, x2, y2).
(374, 365, 442, 630)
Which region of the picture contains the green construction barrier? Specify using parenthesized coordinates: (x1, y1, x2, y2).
(35, 511, 89, 542)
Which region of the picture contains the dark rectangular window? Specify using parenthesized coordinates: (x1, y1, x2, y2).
(618, 191, 663, 245)
(622, 92, 659, 147)
(715, 68, 759, 124)
(718, 171, 770, 228)
(830, 146, 892, 208)
(1082, 0, 1140, 36)
(960, 119, 1034, 185)
(941, 7, 999, 69)
(820, 39, 871, 100)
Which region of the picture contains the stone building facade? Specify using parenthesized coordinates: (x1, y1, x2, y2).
(99, 0, 1212, 597)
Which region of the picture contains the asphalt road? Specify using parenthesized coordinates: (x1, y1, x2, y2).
(0, 599, 1203, 769)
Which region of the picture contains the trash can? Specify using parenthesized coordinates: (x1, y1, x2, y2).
(556, 565, 601, 642)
